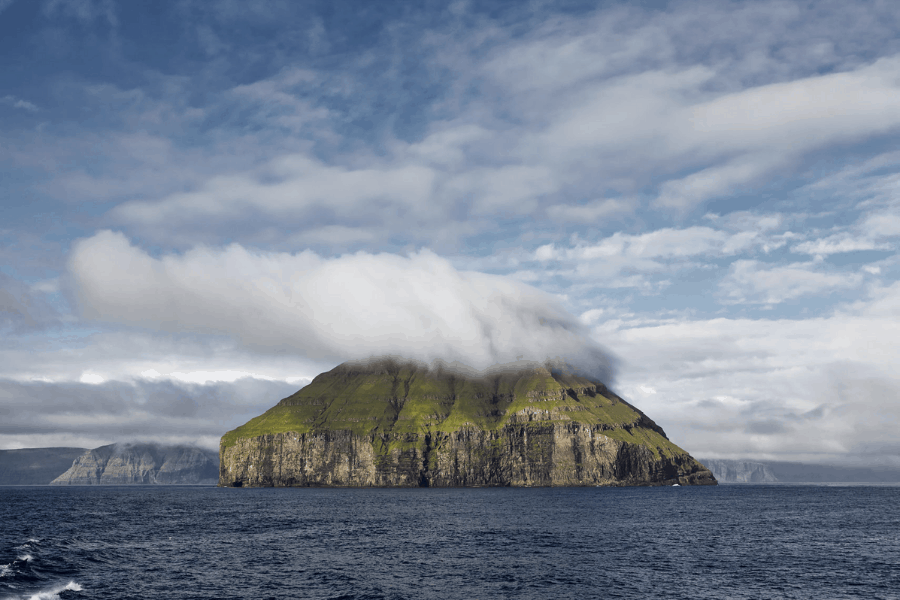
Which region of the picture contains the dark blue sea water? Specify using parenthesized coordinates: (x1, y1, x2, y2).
(1, 485, 899, 599)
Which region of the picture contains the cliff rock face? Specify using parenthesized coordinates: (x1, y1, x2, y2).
(220, 359, 716, 487)
(51, 443, 218, 485)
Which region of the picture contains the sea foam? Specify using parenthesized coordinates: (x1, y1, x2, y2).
(26, 581, 83, 600)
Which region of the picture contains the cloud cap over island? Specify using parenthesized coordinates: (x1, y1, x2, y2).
(69, 230, 615, 381)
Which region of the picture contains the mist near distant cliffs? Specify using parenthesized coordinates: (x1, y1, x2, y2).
(69, 231, 616, 382)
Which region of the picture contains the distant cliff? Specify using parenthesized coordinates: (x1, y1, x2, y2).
(51, 443, 218, 485)
(699, 459, 778, 483)
(220, 359, 716, 488)
(700, 458, 900, 483)
(0, 448, 87, 485)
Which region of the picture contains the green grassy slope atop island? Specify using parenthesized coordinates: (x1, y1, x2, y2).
(220, 358, 716, 487)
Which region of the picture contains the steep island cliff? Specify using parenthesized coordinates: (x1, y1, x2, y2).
(220, 359, 716, 487)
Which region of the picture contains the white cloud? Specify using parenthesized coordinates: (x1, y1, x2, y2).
(529, 222, 796, 290)
(651, 56, 900, 208)
(0, 273, 59, 332)
(546, 198, 632, 223)
(616, 227, 727, 259)
(405, 124, 489, 166)
(533, 66, 713, 160)
(43, 0, 118, 26)
(21, 2, 900, 253)
(655, 155, 777, 210)
(854, 280, 900, 318)
(861, 212, 900, 238)
(598, 284, 900, 463)
(30, 279, 59, 294)
(447, 165, 558, 216)
(791, 236, 890, 256)
(40, 4, 897, 253)
(539, 227, 730, 262)
(68, 230, 614, 379)
(0, 376, 301, 451)
(0, 327, 328, 387)
(788, 207, 900, 258)
(579, 308, 606, 325)
(1, 95, 38, 112)
(112, 155, 437, 229)
(535, 243, 558, 262)
(281, 225, 381, 248)
(494, 20, 900, 211)
(719, 260, 863, 304)
(170, 370, 274, 384)
(481, 14, 643, 95)
(79, 373, 105, 384)
(230, 67, 331, 133)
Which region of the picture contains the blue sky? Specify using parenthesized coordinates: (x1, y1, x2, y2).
(2, 0, 900, 465)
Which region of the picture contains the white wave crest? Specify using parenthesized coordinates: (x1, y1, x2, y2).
(17, 554, 34, 562)
(0, 563, 13, 577)
(26, 581, 83, 600)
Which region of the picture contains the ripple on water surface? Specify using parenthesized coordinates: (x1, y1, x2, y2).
(1, 485, 900, 599)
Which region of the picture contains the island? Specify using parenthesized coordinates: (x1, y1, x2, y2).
(220, 358, 716, 487)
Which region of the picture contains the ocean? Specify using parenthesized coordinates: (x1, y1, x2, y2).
(1, 485, 898, 599)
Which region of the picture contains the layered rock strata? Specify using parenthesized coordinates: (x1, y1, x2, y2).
(220, 359, 716, 488)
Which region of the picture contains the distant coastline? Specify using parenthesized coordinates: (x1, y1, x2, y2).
(0, 444, 218, 486)
(700, 458, 900, 484)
